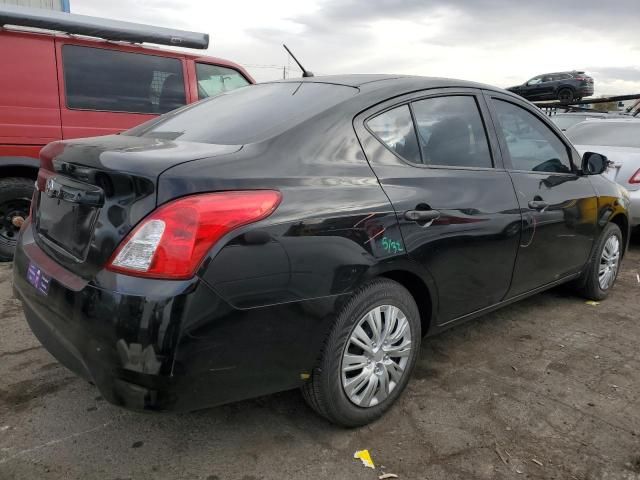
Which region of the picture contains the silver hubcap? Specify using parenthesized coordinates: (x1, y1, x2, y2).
(599, 235, 620, 290)
(341, 305, 412, 407)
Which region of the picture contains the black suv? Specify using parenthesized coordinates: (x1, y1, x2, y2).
(507, 71, 594, 103)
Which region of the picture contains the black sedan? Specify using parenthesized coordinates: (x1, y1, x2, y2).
(13, 75, 630, 427)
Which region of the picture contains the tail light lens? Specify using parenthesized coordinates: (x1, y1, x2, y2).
(630, 169, 640, 184)
(107, 190, 281, 279)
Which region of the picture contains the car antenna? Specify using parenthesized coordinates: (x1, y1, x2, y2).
(283, 44, 314, 78)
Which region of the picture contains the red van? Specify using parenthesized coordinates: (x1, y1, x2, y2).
(0, 7, 254, 260)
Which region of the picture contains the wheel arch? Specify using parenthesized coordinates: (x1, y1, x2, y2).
(609, 213, 629, 257)
(377, 269, 434, 337)
(0, 157, 40, 181)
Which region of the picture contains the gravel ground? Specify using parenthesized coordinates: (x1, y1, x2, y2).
(1, 238, 639, 480)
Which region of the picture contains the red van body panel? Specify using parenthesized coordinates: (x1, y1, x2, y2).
(0, 31, 62, 149)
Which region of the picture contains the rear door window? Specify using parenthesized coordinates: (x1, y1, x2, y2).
(492, 99, 572, 173)
(411, 96, 492, 168)
(367, 105, 421, 164)
(62, 45, 186, 114)
(196, 63, 250, 99)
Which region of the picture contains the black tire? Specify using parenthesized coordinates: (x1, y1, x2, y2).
(0, 177, 34, 262)
(576, 223, 623, 300)
(558, 88, 575, 103)
(302, 279, 421, 427)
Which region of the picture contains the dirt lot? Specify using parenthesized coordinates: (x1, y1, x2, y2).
(1, 239, 639, 480)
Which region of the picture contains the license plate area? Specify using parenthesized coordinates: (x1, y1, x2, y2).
(36, 193, 100, 261)
(27, 261, 51, 296)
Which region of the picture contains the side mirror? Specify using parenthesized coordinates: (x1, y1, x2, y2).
(581, 151, 609, 175)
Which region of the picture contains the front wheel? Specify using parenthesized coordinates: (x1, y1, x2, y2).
(577, 223, 623, 300)
(0, 177, 34, 262)
(302, 279, 421, 427)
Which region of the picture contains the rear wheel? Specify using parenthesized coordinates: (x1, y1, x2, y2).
(577, 223, 622, 300)
(558, 88, 575, 103)
(0, 177, 34, 262)
(302, 279, 421, 427)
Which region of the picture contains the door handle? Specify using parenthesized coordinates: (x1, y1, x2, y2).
(404, 209, 441, 223)
(528, 200, 549, 211)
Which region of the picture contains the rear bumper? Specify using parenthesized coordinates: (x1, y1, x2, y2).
(13, 221, 340, 412)
(578, 85, 594, 97)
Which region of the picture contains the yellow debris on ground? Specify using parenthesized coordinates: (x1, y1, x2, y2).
(354, 449, 375, 469)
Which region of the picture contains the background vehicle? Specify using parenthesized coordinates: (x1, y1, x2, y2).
(0, 6, 254, 260)
(550, 112, 609, 131)
(13, 75, 628, 427)
(566, 118, 640, 227)
(507, 71, 594, 103)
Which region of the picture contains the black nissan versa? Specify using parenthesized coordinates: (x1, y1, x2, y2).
(13, 75, 630, 427)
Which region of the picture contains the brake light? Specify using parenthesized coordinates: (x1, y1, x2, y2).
(107, 190, 281, 279)
(630, 169, 640, 184)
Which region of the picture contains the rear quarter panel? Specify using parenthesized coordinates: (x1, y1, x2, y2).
(157, 106, 408, 310)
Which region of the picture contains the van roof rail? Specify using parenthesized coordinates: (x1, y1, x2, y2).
(0, 4, 209, 49)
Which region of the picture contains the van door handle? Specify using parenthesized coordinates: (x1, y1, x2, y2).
(404, 209, 441, 223)
(528, 200, 549, 211)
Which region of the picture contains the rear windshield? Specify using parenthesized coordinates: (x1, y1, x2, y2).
(566, 122, 640, 148)
(127, 82, 357, 145)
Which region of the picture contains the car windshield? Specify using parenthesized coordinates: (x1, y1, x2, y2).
(127, 82, 357, 145)
(566, 122, 640, 148)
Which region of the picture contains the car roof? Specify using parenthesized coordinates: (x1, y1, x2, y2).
(532, 71, 586, 77)
(575, 117, 640, 124)
(266, 74, 508, 94)
(554, 112, 608, 116)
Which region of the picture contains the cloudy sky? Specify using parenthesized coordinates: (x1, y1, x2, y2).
(74, 0, 640, 95)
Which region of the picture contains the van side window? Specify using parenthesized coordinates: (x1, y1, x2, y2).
(411, 96, 493, 168)
(196, 63, 250, 99)
(62, 45, 186, 114)
(367, 105, 421, 164)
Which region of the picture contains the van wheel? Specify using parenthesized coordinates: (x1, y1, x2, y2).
(0, 177, 34, 261)
(302, 279, 421, 427)
(577, 223, 623, 301)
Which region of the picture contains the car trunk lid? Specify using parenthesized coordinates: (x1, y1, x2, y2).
(33, 135, 241, 278)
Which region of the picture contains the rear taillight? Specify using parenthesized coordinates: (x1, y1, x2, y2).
(107, 190, 281, 279)
(630, 169, 640, 184)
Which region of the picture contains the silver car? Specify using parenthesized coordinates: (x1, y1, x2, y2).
(566, 118, 640, 227)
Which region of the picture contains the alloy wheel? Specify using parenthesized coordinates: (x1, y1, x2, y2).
(341, 304, 412, 408)
(598, 235, 620, 290)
